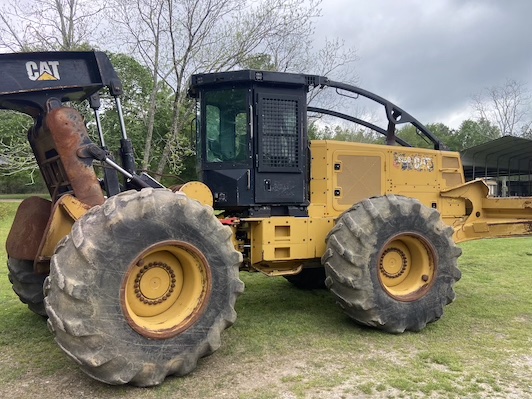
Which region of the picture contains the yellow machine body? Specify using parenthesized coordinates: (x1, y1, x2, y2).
(235, 140, 532, 275)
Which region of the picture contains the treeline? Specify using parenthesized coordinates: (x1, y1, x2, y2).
(0, 101, 506, 194)
(309, 118, 502, 152)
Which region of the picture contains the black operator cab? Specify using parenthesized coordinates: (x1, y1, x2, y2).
(188, 70, 320, 217)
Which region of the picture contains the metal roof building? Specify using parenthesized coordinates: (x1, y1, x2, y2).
(460, 136, 532, 180)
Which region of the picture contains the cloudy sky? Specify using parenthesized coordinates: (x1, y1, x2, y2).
(314, 0, 532, 128)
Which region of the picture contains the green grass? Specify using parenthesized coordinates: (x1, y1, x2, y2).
(0, 201, 531, 398)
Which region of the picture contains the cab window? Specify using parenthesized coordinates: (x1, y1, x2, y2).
(204, 89, 248, 163)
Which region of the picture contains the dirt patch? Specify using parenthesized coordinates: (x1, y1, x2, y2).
(3, 345, 530, 399)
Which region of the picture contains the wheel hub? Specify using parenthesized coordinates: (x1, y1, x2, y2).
(134, 262, 177, 305)
(378, 234, 436, 301)
(122, 241, 211, 339)
(379, 248, 408, 279)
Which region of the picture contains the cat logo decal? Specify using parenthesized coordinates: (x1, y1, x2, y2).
(25, 61, 61, 81)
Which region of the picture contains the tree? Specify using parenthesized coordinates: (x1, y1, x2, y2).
(1, 0, 358, 182)
(0, 0, 109, 192)
(106, 0, 175, 173)
(427, 123, 453, 142)
(305, 37, 358, 108)
(0, 110, 48, 193)
(396, 125, 436, 149)
(472, 79, 532, 136)
(108, 0, 358, 177)
(445, 119, 500, 151)
(0, 0, 105, 51)
(96, 53, 173, 170)
(310, 124, 380, 144)
(396, 120, 502, 152)
(240, 53, 277, 71)
(0, 111, 33, 173)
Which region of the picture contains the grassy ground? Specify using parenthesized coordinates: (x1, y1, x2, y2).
(0, 201, 531, 399)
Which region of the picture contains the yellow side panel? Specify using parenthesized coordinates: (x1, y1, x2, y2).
(249, 216, 334, 265)
(442, 172, 463, 188)
(309, 141, 388, 217)
(309, 140, 466, 220)
(333, 152, 384, 211)
(386, 150, 439, 193)
(309, 142, 329, 214)
(307, 140, 532, 244)
(441, 154, 464, 189)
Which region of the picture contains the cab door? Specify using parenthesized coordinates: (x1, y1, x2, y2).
(254, 88, 308, 205)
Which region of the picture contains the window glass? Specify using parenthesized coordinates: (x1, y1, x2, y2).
(204, 89, 248, 163)
(206, 105, 221, 162)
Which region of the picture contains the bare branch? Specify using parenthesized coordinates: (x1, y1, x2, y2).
(0, 0, 106, 51)
(472, 79, 532, 136)
(0, 112, 38, 179)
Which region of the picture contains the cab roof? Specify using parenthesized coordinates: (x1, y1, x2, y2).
(188, 70, 327, 95)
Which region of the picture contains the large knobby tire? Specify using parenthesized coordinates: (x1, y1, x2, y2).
(322, 195, 462, 333)
(44, 188, 244, 386)
(7, 257, 47, 316)
(284, 261, 326, 289)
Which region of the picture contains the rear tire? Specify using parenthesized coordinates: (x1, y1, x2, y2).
(323, 195, 462, 333)
(284, 262, 326, 289)
(7, 257, 46, 316)
(44, 188, 244, 386)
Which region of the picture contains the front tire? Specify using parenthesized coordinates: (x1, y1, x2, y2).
(323, 195, 462, 333)
(44, 189, 244, 386)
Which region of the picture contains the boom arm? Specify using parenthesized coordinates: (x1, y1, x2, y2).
(0, 51, 122, 117)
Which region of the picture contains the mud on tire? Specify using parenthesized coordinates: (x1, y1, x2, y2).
(322, 195, 462, 333)
(44, 188, 244, 386)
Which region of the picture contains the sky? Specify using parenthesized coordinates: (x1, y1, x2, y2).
(1, 0, 530, 131)
(314, 0, 532, 128)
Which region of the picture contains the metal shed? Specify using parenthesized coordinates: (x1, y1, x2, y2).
(460, 135, 532, 196)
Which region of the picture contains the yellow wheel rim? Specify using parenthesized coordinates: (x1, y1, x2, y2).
(121, 241, 211, 339)
(378, 234, 436, 301)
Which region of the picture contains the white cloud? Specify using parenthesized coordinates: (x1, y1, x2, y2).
(314, 0, 532, 128)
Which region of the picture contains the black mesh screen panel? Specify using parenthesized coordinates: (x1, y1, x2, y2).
(261, 97, 299, 169)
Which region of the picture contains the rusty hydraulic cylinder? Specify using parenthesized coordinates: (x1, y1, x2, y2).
(43, 102, 105, 207)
